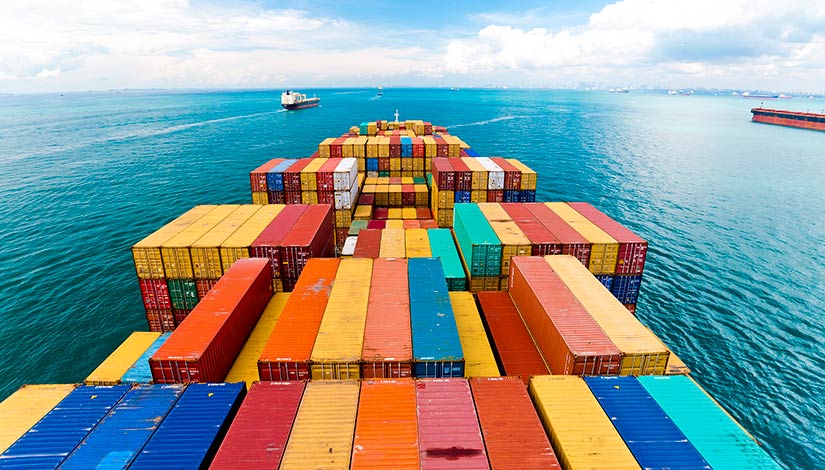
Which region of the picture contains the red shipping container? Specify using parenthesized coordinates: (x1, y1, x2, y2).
(284, 191, 302, 205)
(416, 208, 432, 219)
(420, 219, 439, 229)
(250, 205, 308, 279)
(335, 227, 349, 251)
(362, 259, 412, 378)
(476, 292, 549, 384)
(258, 259, 339, 380)
(389, 177, 402, 185)
(145, 308, 174, 332)
(210, 381, 306, 469)
(459, 149, 468, 158)
(501, 204, 563, 255)
(402, 185, 416, 206)
(433, 135, 449, 158)
(470, 377, 560, 469)
(354, 229, 382, 259)
(317, 190, 335, 205)
(378, 157, 390, 171)
(508, 257, 621, 375)
(331, 137, 345, 159)
(316, 158, 340, 192)
(412, 137, 425, 157)
(268, 191, 285, 204)
(196, 279, 218, 300)
(450, 158, 473, 191)
(390, 136, 401, 158)
(139, 279, 171, 310)
(567, 202, 648, 274)
(278, 204, 334, 283)
(402, 220, 420, 229)
(416, 379, 488, 469)
(150, 258, 273, 383)
(283, 158, 312, 192)
(431, 158, 455, 190)
(486, 190, 503, 203)
(358, 193, 375, 206)
(249, 158, 283, 192)
(525, 203, 591, 265)
(373, 208, 389, 220)
(367, 220, 386, 229)
(490, 157, 522, 190)
(172, 309, 190, 326)
(423, 122, 432, 134)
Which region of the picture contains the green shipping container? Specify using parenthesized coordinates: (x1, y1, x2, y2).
(348, 220, 368, 236)
(427, 229, 467, 291)
(167, 279, 199, 310)
(453, 204, 502, 277)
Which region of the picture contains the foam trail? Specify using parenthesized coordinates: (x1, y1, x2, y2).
(447, 115, 535, 128)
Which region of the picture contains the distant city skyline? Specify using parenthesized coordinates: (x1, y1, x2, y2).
(2, 0, 824, 94)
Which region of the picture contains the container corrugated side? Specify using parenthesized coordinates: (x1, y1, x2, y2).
(249, 205, 309, 280)
(449, 292, 499, 377)
(528, 376, 638, 470)
(0, 384, 77, 455)
(405, 228, 432, 258)
(638, 376, 782, 469)
(310, 258, 372, 379)
(544, 255, 668, 375)
(379, 228, 406, 258)
(0, 385, 130, 469)
(85, 332, 161, 385)
(545, 202, 619, 275)
(190, 205, 260, 279)
(219, 205, 285, 272)
(280, 381, 359, 470)
(130, 383, 245, 469)
(470, 377, 560, 469)
(426, 228, 467, 290)
(351, 379, 419, 469)
(210, 381, 305, 469)
(501, 203, 562, 255)
(567, 202, 648, 274)
(133, 205, 216, 279)
(278, 204, 335, 286)
(60, 384, 186, 469)
(361, 259, 412, 378)
(453, 204, 502, 277)
(525, 203, 590, 265)
(121, 333, 171, 383)
(504, 159, 537, 190)
(489, 220, 531, 277)
(584, 376, 710, 469)
(161, 205, 239, 279)
(224, 293, 289, 387)
(415, 379, 488, 469)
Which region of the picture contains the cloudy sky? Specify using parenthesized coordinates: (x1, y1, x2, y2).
(2, 0, 824, 93)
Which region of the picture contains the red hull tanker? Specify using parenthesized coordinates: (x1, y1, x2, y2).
(751, 108, 825, 132)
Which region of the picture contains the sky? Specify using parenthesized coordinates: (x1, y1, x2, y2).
(1, 0, 825, 93)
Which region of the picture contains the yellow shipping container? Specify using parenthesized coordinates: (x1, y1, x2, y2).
(477, 202, 512, 222)
(219, 205, 284, 272)
(506, 159, 537, 190)
(335, 209, 353, 228)
(390, 158, 401, 171)
(367, 122, 377, 135)
(437, 209, 453, 228)
(468, 276, 500, 292)
(470, 190, 487, 203)
(490, 221, 531, 276)
(366, 137, 379, 158)
(364, 177, 378, 186)
(413, 158, 424, 171)
(462, 157, 488, 190)
(415, 185, 429, 207)
(401, 158, 412, 171)
(302, 191, 318, 205)
(318, 137, 335, 158)
(379, 228, 405, 257)
(191, 205, 260, 279)
(85, 332, 161, 385)
(545, 255, 669, 375)
(310, 258, 372, 379)
(402, 207, 417, 220)
(377, 177, 390, 185)
(387, 208, 403, 220)
(545, 203, 619, 275)
(251, 191, 268, 205)
(389, 184, 402, 206)
(300, 158, 327, 191)
(666, 351, 690, 375)
(354, 205, 372, 220)
(161, 205, 238, 279)
(375, 186, 389, 207)
(443, 135, 461, 158)
(132, 205, 215, 279)
(423, 136, 437, 157)
(455, 137, 471, 149)
(405, 228, 431, 258)
(342, 137, 355, 158)
(401, 177, 414, 184)
(529, 376, 639, 470)
(385, 220, 404, 230)
(273, 278, 284, 293)
(378, 136, 390, 157)
(281, 381, 360, 470)
(449, 292, 500, 377)
(0, 384, 78, 454)
(225, 293, 289, 387)
(353, 136, 368, 158)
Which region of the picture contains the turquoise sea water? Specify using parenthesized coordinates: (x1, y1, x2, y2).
(0, 89, 822, 468)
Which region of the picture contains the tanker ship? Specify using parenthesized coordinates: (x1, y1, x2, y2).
(751, 107, 825, 132)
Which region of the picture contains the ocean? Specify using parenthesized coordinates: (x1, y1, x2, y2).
(0, 88, 822, 468)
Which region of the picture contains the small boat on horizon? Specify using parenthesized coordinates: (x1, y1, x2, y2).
(376, 86, 383, 97)
(281, 90, 320, 110)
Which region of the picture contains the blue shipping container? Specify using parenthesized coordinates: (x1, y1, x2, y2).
(595, 275, 614, 291)
(401, 136, 412, 157)
(611, 274, 642, 304)
(454, 190, 472, 203)
(408, 258, 465, 378)
(520, 190, 537, 202)
(584, 376, 710, 470)
(464, 148, 480, 158)
(129, 383, 245, 470)
(61, 384, 186, 469)
(121, 333, 172, 384)
(0, 385, 130, 469)
(366, 158, 379, 171)
(503, 190, 518, 202)
(266, 159, 297, 192)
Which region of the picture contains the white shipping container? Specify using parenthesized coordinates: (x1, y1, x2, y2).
(341, 236, 358, 256)
(334, 158, 358, 191)
(477, 157, 505, 190)
(334, 180, 360, 210)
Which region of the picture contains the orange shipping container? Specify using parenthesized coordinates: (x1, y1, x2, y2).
(361, 259, 412, 378)
(351, 379, 419, 469)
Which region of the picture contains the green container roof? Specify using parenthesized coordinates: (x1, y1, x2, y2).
(427, 229, 466, 279)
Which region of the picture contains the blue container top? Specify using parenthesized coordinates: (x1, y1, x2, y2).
(0, 385, 131, 470)
(121, 333, 171, 384)
(129, 382, 245, 470)
(584, 376, 710, 470)
(400, 136, 412, 145)
(268, 159, 298, 175)
(61, 384, 186, 469)
(408, 258, 464, 362)
(464, 148, 480, 157)
(638, 376, 782, 470)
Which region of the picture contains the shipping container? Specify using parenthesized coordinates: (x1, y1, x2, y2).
(362, 259, 412, 378)
(341, 236, 358, 256)
(409, 258, 464, 377)
(0, 385, 130, 469)
(379, 228, 405, 258)
(426, 228, 467, 290)
(61, 384, 186, 469)
(545, 202, 619, 275)
(405, 228, 431, 258)
(280, 381, 359, 470)
(250, 204, 308, 279)
(584, 376, 710, 469)
(453, 204, 502, 277)
(476, 292, 549, 384)
(505, 159, 536, 189)
(638, 376, 782, 469)
(415, 379, 488, 469)
(133, 206, 216, 279)
(85, 332, 160, 385)
(219, 205, 284, 272)
(166, 278, 198, 310)
(279, 204, 335, 285)
(351, 379, 419, 469)
(529, 375, 638, 469)
(210, 381, 305, 469)
(266, 159, 299, 192)
(191, 205, 260, 279)
(150, 258, 272, 383)
(0, 384, 77, 455)
(526, 203, 591, 264)
(258, 259, 339, 381)
(509, 257, 621, 375)
(470, 377, 560, 469)
(449, 292, 499, 377)
(121, 333, 171, 383)
(354, 228, 382, 258)
(224, 293, 289, 387)
(161, 205, 239, 279)
(311, 258, 372, 379)
(139, 278, 171, 310)
(567, 202, 648, 274)
(489, 219, 531, 276)
(249, 158, 283, 192)
(130, 383, 245, 469)
(611, 274, 642, 304)
(544, 255, 667, 375)
(500, 203, 562, 255)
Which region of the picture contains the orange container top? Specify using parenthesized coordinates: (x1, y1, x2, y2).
(259, 258, 340, 363)
(351, 379, 419, 469)
(362, 259, 411, 363)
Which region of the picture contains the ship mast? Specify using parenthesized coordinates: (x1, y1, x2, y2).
(394, 110, 399, 123)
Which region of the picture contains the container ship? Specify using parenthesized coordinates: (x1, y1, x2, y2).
(280, 90, 320, 110)
(751, 107, 825, 132)
(0, 118, 783, 469)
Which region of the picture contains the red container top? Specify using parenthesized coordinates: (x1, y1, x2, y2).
(283, 157, 312, 176)
(470, 377, 561, 469)
(367, 220, 386, 229)
(316, 158, 341, 191)
(420, 219, 439, 229)
(416, 379, 488, 469)
(501, 203, 562, 251)
(566, 202, 646, 243)
(210, 381, 306, 469)
(251, 205, 308, 247)
(354, 229, 382, 259)
(280, 204, 333, 249)
(250, 157, 283, 175)
(476, 292, 550, 384)
(431, 158, 455, 190)
(358, 193, 375, 205)
(373, 207, 389, 220)
(524, 203, 588, 245)
(450, 158, 473, 191)
(416, 208, 432, 219)
(390, 177, 403, 184)
(403, 220, 421, 229)
(390, 135, 401, 145)
(362, 259, 411, 365)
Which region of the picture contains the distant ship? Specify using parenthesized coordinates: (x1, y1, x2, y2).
(281, 90, 320, 110)
(376, 86, 383, 97)
(609, 88, 630, 93)
(741, 92, 779, 100)
(751, 107, 825, 132)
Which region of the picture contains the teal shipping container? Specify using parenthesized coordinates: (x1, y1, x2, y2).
(121, 333, 172, 383)
(427, 228, 467, 290)
(453, 204, 502, 277)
